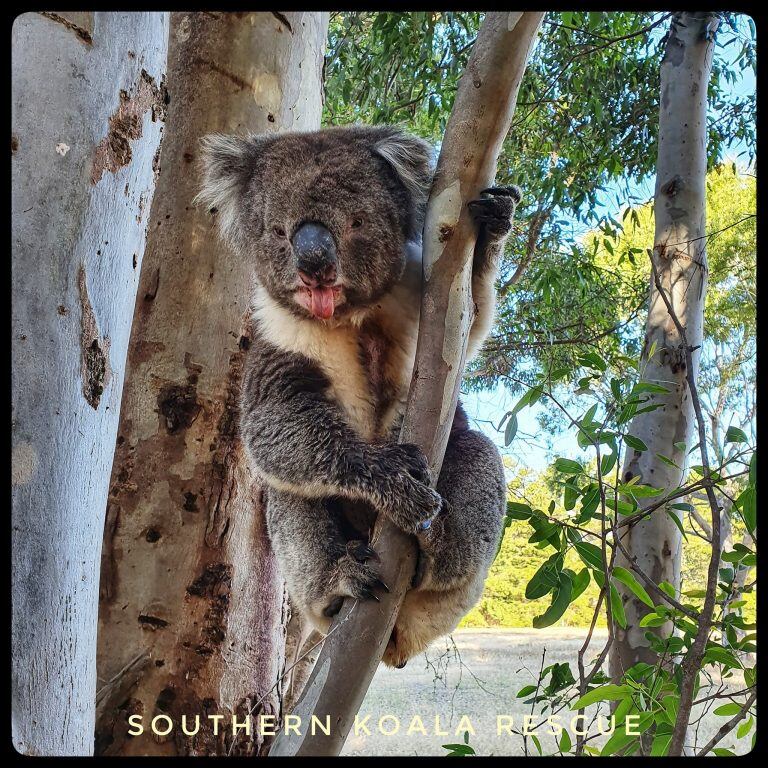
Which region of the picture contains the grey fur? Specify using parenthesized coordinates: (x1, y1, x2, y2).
(198, 125, 520, 667)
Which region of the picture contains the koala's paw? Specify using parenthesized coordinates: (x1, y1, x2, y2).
(322, 540, 389, 617)
(468, 186, 521, 240)
(373, 443, 442, 534)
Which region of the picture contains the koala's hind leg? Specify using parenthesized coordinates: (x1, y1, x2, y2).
(383, 416, 506, 668)
(265, 489, 388, 633)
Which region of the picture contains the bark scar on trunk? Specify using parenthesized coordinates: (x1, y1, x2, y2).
(92, 70, 168, 184)
(205, 320, 253, 548)
(38, 12, 93, 45)
(78, 264, 112, 409)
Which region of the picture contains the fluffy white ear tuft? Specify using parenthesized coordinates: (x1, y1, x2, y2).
(374, 131, 435, 203)
(194, 133, 260, 244)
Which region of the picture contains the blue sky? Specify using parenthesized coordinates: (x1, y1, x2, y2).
(462, 14, 756, 473)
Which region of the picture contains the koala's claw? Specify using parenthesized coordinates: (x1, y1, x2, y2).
(334, 551, 389, 608)
(468, 186, 520, 239)
(346, 539, 380, 563)
(379, 442, 432, 485)
(480, 185, 522, 202)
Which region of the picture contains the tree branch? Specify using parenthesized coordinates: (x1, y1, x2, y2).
(696, 692, 756, 756)
(269, 12, 545, 756)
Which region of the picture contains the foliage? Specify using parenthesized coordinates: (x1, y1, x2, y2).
(324, 12, 756, 394)
(491, 351, 756, 756)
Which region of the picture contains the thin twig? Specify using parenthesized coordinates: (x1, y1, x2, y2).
(696, 692, 756, 756)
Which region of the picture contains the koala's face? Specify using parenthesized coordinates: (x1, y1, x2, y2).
(197, 126, 434, 321)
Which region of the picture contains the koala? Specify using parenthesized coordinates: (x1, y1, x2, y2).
(197, 124, 520, 668)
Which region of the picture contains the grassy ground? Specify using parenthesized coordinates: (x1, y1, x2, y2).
(340, 628, 752, 756)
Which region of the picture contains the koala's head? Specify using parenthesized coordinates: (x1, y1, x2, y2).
(196, 125, 434, 321)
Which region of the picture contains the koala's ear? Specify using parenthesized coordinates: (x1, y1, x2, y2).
(195, 133, 264, 243)
(373, 130, 435, 205)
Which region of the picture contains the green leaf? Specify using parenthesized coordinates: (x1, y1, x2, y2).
(579, 484, 601, 518)
(725, 426, 748, 443)
(531, 734, 542, 755)
(571, 684, 631, 710)
(442, 743, 475, 756)
(639, 613, 667, 627)
(504, 412, 518, 446)
(713, 703, 742, 716)
(574, 540, 604, 570)
(631, 381, 670, 395)
(624, 434, 648, 451)
(658, 581, 676, 598)
(665, 508, 688, 541)
(736, 486, 756, 534)
(525, 554, 562, 600)
(601, 712, 653, 756)
(516, 684, 538, 698)
(511, 386, 543, 415)
(705, 646, 742, 669)
(619, 483, 664, 498)
(559, 728, 572, 753)
(506, 501, 532, 520)
(610, 582, 627, 629)
(554, 458, 584, 475)
(612, 566, 654, 608)
(570, 568, 591, 602)
(600, 451, 617, 476)
(655, 453, 679, 468)
(532, 571, 573, 628)
(737, 716, 754, 738)
(563, 477, 580, 511)
(650, 732, 672, 756)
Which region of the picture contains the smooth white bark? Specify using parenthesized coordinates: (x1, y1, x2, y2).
(12, 12, 169, 756)
(610, 11, 718, 678)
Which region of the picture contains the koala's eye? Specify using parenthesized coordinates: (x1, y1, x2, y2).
(273, 225, 287, 237)
(351, 217, 364, 230)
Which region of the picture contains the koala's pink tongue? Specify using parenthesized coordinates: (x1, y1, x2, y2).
(309, 287, 335, 319)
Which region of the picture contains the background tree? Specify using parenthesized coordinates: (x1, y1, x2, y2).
(11, 12, 169, 756)
(95, 12, 328, 756)
(609, 9, 719, 681)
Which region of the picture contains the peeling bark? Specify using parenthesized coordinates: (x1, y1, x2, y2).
(610, 12, 718, 681)
(11, 11, 169, 756)
(95, 12, 328, 756)
(269, 11, 544, 757)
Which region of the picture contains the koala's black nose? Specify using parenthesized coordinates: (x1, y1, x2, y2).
(292, 222, 337, 285)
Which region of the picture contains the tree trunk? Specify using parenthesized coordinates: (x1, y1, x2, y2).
(269, 11, 544, 757)
(94, 12, 328, 756)
(11, 12, 169, 756)
(610, 11, 718, 679)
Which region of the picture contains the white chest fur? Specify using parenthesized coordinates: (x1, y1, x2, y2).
(252, 280, 420, 442)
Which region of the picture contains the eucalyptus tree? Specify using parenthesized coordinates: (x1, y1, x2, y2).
(11, 12, 169, 756)
(95, 11, 328, 756)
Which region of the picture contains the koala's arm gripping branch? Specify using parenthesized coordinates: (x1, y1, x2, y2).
(268, 12, 544, 757)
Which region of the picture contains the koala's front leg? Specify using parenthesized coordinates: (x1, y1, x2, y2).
(240, 345, 443, 532)
(465, 185, 521, 359)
